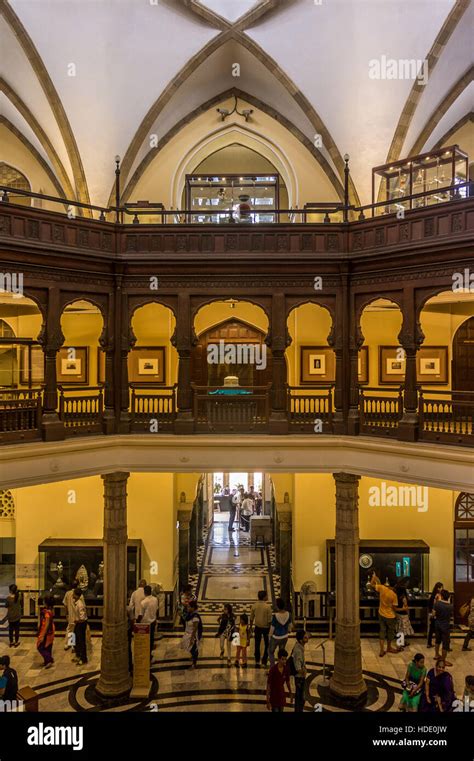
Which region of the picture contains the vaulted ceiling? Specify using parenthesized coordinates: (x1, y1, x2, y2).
(1, 0, 472, 209)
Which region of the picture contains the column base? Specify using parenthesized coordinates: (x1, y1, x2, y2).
(41, 413, 65, 442)
(175, 412, 195, 434)
(118, 411, 131, 434)
(328, 678, 368, 709)
(102, 409, 116, 435)
(398, 412, 419, 442)
(268, 413, 288, 434)
(95, 679, 131, 701)
(332, 411, 346, 435)
(347, 408, 360, 436)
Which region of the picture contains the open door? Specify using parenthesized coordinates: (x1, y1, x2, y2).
(454, 492, 474, 623)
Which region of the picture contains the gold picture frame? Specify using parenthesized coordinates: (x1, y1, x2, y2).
(300, 346, 335, 384)
(128, 346, 166, 384)
(56, 346, 88, 385)
(379, 345, 448, 385)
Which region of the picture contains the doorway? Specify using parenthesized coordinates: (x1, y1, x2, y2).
(453, 492, 474, 623)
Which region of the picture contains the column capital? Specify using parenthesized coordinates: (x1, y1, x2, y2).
(177, 505, 193, 526)
(333, 472, 360, 484)
(101, 471, 130, 484)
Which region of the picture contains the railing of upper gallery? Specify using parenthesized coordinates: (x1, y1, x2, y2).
(287, 386, 334, 432)
(130, 384, 177, 432)
(192, 384, 271, 433)
(419, 389, 474, 445)
(58, 386, 104, 435)
(359, 387, 404, 437)
(0, 388, 42, 443)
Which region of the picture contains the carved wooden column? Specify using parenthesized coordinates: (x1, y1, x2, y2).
(267, 292, 289, 434)
(178, 497, 193, 591)
(173, 292, 195, 434)
(277, 496, 292, 608)
(347, 300, 364, 436)
(398, 287, 424, 442)
(40, 286, 65, 441)
(100, 296, 115, 434)
(333, 266, 350, 434)
(329, 472, 367, 706)
(96, 472, 131, 699)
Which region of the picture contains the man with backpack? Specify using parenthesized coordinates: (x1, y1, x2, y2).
(289, 630, 309, 711)
(269, 598, 292, 666)
(181, 600, 203, 669)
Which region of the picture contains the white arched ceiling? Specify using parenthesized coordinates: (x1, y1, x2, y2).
(9, 0, 217, 207)
(402, 1, 473, 156)
(199, 0, 259, 22)
(170, 123, 299, 209)
(0, 94, 54, 172)
(424, 82, 474, 152)
(0, 14, 74, 186)
(247, 0, 457, 204)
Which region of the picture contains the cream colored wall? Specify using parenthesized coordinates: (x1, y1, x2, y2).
(441, 122, 474, 168)
(286, 304, 333, 386)
(0, 125, 61, 212)
(128, 97, 339, 213)
(9, 473, 177, 591)
(60, 309, 103, 388)
(292, 473, 457, 593)
(131, 302, 178, 386)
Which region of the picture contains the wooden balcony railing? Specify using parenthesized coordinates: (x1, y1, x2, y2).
(130, 384, 177, 432)
(287, 386, 334, 432)
(0, 388, 42, 443)
(419, 389, 474, 446)
(359, 387, 403, 436)
(58, 386, 103, 434)
(192, 385, 271, 433)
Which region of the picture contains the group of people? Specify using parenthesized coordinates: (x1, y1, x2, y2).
(218, 485, 263, 532)
(127, 580, 160, 670)
(400, 655, 473, 713)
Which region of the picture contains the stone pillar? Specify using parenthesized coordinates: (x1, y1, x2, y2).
(398, 288, 424, 442)
(347, 299, 364, 436)
(178, 499, 193, 591)
(329, 472, 367, 706)
(100, 298, 115, 435)
(277, 500, 292, 609)
(40, 286, 65, 441)
(189, 504, 198, 575)
(267, 292, 289, 434)
(96, 472, 131, 699)
(174, 292, 195, 434)
(333, 265, 350, 435)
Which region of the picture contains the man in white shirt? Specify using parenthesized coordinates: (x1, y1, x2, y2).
(137, 585, 159, 654)
(128, 579, 147, 622)
(72, 588, 88, 665)
(63, 581, 83, 651)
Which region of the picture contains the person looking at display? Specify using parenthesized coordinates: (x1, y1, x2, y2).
(370, 571, 400, 657)
(36, 595, 55, 669)
(137, 585, 159, 656)
(72, 588, 88, 666)
(427, 581, 443, 648)
(433, 589, 453, 667)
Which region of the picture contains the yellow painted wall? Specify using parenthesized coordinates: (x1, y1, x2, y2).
(286, 303, 333, 387)
(60, 309, 103, 388)
(131, 302, 178, 386)
(194, 301, 268, 337)
(0, 124, 62, 212)
(441, 122, 474, 170)
(9, 473, 177, 591)
(292, 473, 457, 593)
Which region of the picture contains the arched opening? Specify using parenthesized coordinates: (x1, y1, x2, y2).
(192, 300, 270, 432)
(286, 302, 334, 432)
(0, 163, 31, 206)
(129, 302, 177, 431)
(58, 300, 105, 435)
(454, 492, 474, 624)
(358, 298, 403, 436)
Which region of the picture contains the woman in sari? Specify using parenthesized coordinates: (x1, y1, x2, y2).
(420, 659, 455, 713)
(399, 653, 426, 712)
(37, 595, 55, 669)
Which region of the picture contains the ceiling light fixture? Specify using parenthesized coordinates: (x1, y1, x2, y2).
(217, 95, 253, 122)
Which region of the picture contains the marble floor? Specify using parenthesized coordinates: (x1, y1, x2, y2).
(1, 520, 473, 712)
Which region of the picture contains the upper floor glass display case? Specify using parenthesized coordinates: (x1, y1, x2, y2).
(186, 173, 279, 223)
(372, 145, 468, 215)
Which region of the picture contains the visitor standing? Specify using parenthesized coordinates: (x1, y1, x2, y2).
(179, 584, 196, 628)
(72, 588, 88, 666)
(291, 630, 308, 712)
(399, 653, 427, 712)
(215, 603, 235, 666)
(266, 648, 292, 712)
(250, 590, 272, 667)
(421, 659, 455, 713)
(434, 589, 453, 666)
(36, 595, 55, 669)
(0, 655, 18, 702)
(234, 613, 250, 667)
(138, 585, 159, 655)
(229, 489, 240, 532)
(370, 572, 399, 657)
(5, 584, 21, 648)
(181, 600, 203, 669)
(129, 579, 147, 622)
(268, 598, 292, 666)
(427, 582, 443, 648)
(394, 582, 414, 648)
(63, 580, 82, 651)
(240, 493, 254, 532)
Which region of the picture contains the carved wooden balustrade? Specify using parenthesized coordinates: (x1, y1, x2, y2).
(58, 386, 104, 435)
(192, 385, 271, 433)
(359, 387, 404, 436)
(287, 386, 334, 433)
(130, 384, 177, 432)
(0, 389, 42, 443)
(419, 389, 474, 447)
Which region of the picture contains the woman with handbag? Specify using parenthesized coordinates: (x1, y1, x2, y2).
(399, 653, 426, 712)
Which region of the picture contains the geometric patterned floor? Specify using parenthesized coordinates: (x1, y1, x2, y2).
(1, 515, 472, 711)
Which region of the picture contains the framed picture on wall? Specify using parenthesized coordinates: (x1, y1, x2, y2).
(417, 346, 448, 385)
(379, 346, 406, 384)
(56, 346, 88, 384)
(129, 346, 166, 384)
(358, 346, 369, 385)
(300, 346, 335, 384)
(97, 348, 106, 384)
(20, 344, 45, 385)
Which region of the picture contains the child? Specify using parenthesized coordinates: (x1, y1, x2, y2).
(216, 603, 235, 666)
(234, 613, 250, 668)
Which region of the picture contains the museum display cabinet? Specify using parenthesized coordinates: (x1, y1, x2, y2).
(372, 145, 468, 215)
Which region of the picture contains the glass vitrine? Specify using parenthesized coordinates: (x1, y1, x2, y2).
(186, 173, 279, 223)
(372, 145, 468, 215)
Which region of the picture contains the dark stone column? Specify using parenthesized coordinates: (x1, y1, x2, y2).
(329, 472, 367, 706)
(277, 503, 292, 609)
(267, 292, 289, 434)
(189, 504, 198, 575)
(398, 288, 424, 442)
(40, 286, 65, 441)
(96, 472, 131, 699)
(178, 504, 192, 591)
(174, 292, 195, 434)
